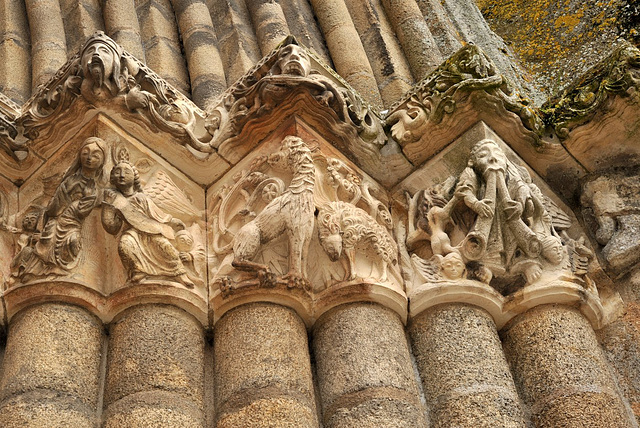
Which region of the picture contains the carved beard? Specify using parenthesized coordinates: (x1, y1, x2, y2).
(88, 59, 105, 89)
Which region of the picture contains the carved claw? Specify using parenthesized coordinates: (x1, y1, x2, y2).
(258, 268, 277, 288)
(217, 276, 233, 297)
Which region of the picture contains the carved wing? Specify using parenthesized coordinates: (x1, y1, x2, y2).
(144, 170, 202, 222)
(543, 196, 572, 231)
(410, 254, 442, 283)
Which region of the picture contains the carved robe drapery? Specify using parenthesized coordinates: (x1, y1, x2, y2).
(105, 191, 186, 281)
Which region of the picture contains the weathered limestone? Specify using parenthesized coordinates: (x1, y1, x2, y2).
(313, 303, 427, 428)
(409, 303, 528, 427)
(103, 304, 206, 427)
(137, 0, 190, 94)
(172, 0, 227, 110)
(502, 304, 636, 427)
(344, 0, 414, 106)
(104, 0, 146, 61)
(246, 0, 291, 56)
(25, 0, 68, 90)
(381, 0, 443, 80)
(309, 0, 384, 108)
(0, 0, 31, 103)
(278, 0, 332, 65)
(213, 303, 319, 428)
(60, 0, 104, 54)
(414, 0, 462, 57)
(206, 0, 261, 84)
(0, 304, 103, 427)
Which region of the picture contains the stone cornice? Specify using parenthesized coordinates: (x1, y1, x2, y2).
(542, 43, 640, 139)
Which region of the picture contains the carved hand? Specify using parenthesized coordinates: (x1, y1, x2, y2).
(169, 218, 186, 231)
(473, 199, 493, 217)
(501, 199, 523, 221)
(103, 189, 117, 204)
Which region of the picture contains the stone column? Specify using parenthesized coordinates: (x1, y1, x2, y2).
(171, 0, 227, 110)
(409, 303, 528, 427)
(502, 304, 636, 427)
(213, 302, 319, 428)
(0, 303, 104, 427)
(102, 304, 206, 427)
(104, 0, 146, 61)
(309, 0, 384, 108)
(25, 0, 68, 89)
(246, 0, 290, 56)
(0, 0, 31, 103)
(313, 302, 427, 428)
(137, 0, 190, 95)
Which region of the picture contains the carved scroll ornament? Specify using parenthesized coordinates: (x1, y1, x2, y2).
(387, 45, 542, 146)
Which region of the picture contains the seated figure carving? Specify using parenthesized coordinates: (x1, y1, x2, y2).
(101, 161, 194, 288)
(11, 137, 107, 283)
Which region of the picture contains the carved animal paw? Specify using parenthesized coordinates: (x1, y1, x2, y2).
(258, 268, 277, 288)
(283, 273, 311, 292)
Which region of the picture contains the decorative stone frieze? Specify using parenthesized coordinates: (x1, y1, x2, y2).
(2, 115, 208, 326)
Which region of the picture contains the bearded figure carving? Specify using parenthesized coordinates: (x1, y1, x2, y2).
(80, 32, 126, 102)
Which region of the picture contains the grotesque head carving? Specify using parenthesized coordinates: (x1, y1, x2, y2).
(274, 44, 311, 77)
(469, 139, 508, 175)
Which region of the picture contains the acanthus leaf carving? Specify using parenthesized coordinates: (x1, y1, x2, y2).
(206, 38, 387, 168)
(543, 43, 640, 139)
(16, 32, 212, 155)
(386, 44, 543, 146)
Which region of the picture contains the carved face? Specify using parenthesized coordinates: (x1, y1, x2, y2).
(79, 142, 105, 173)
(22, 213, 39, 231)
(542, 237, 565, 265)
(111, 163, 136, 190)
(441, 252, 465, 280)
(471, 140, 507, 174)
(82, 41, 115, 84)
(175, 232, 194, 252)
(322, 234, 343, 261)
(277, 45, 311, 77)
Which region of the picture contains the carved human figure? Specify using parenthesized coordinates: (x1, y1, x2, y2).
(174, 229, 206, 285)
(8, 211, 41, 283)
(18, 137, 107, 280)
(80, 31, 125, 101)
(101, 161, 194, 288)
(438, 251, 466, 281)
(454, 139, 546, 278)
